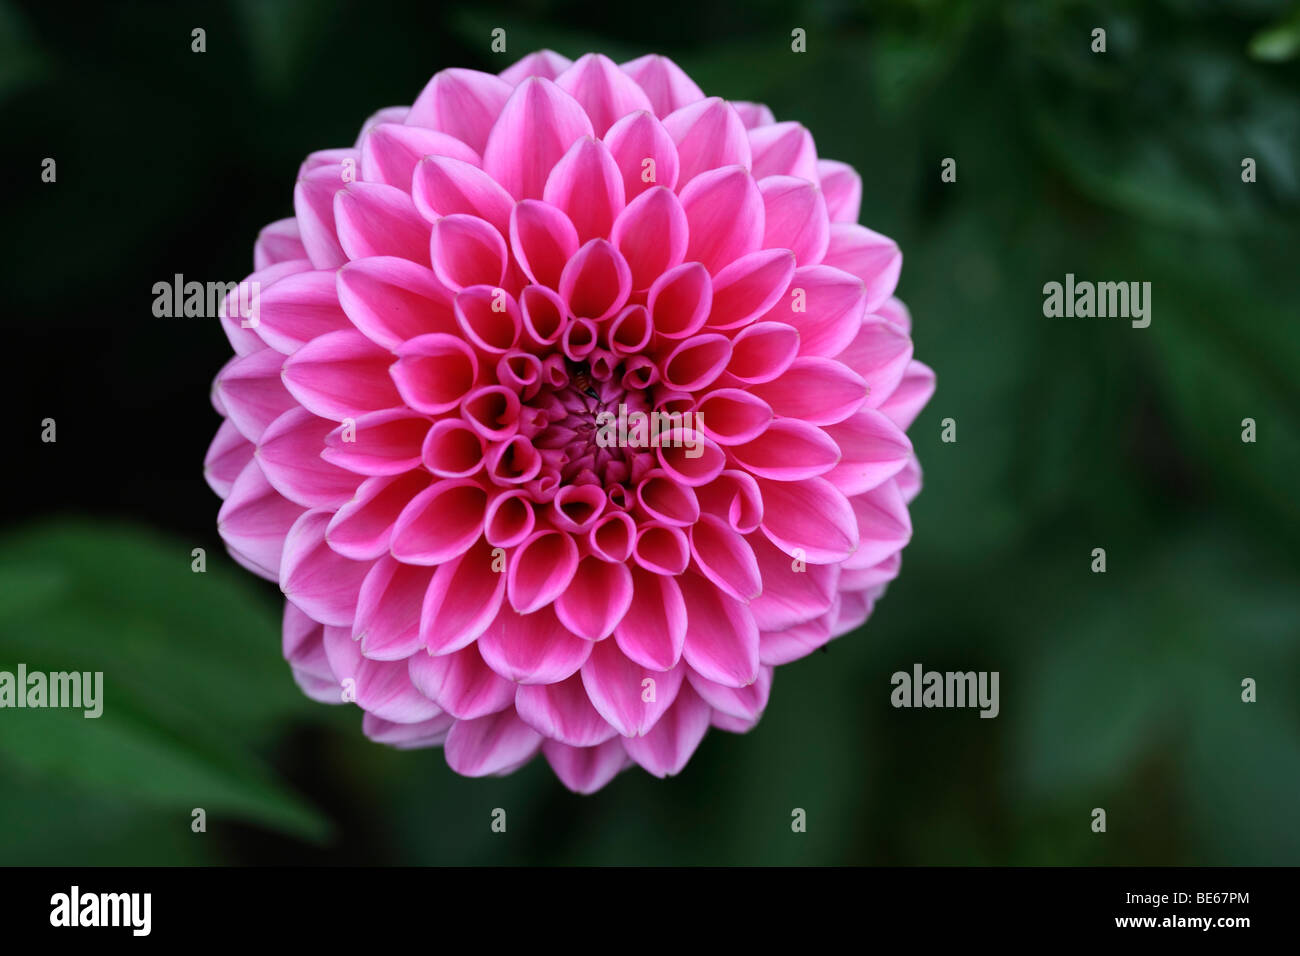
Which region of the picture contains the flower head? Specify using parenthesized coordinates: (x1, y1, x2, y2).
(206, 51, 935, 792)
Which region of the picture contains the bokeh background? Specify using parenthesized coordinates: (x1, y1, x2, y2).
(2, 0, 1298, 865)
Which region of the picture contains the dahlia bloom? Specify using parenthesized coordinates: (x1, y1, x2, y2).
(205, 51, 935, 792)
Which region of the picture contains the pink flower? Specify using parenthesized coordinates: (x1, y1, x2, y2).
(206, 51, 935, 792)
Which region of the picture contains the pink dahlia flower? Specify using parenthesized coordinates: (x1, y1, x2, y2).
(205, 51, 934, 792)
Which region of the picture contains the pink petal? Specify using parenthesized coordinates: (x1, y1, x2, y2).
(817, 158, 862, 223)
(610, 186, 688, 292)
(510, 200, 579, 290)
(352, 554, 433, 660)
(614, 567, 687, 671)
(688, 665, 773, 721)
(621, 681, 711, 777)
(420, 537, 508, 653)
(321, 409, 430, 476)
(822, 408, 913, 496)
(477, 604, 592, 685)
(507, 528, 579, 613)
(500, 50, 573, 85)
(878, 360, 936, 429)
(293, 166, 348, 269)
(761, 264, 867, 358)
(390, 333, 480, 415)
(689, 513, 762, 602)
(603, 109, 680, 199)
(543, 137, 626, 243)
(516, 673, 619, 747)
(363, 711, 454, 749)
(408, 642, 515, 719)
(729, 418, 840, 481)
(280, 511, 369, 628)
(326, 470, 431, 561)
(542, 738, 629, 794)
(724, 320, 800, 384)
(620, 54, 705, 118)
(217, 458, 305, 580)
(322, 624, 441, 723)
(360, 122, 481, 192)
(334, 182, 430, 264)
(411, 155, 515, 233)
(581, 638, 685, 736)
(406, 68, 513, 153)
(747, 534, 838, 630)
(663, 97, 752, 187)
(430, 214, 509, 291)
(215, 349, 294, 442)
(749, 122, 819, 181)
(204, 419, 254, 499)
(558, 238, 631, 321)
(678, 571, 759, 688)
(390, 478, 488, 565)
(255, 269, 350, 354)
(258, 407, 359, 508)
(554, 555, 634, 640)
(337, 257, 457, 349)
(759, 175, 830, 265)
(483, 77, 594, 199)
(758, 476, 858, 563)
(556, 53, 654, 137)
(444, 709, 544, 777)
(822, 223, 902, 314)
(842, 479, 912, 570)
(254, 217, 307, 271)
(749, 356, 869, 426)
(680, 166, 764, 275)
(838, 316, 914, 404)
(707, 249, 796, 331)
(282, 329, 403, 421)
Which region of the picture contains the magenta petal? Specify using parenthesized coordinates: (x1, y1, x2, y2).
(842, 479, 913, 570)
(542, 738, 629, 794)
(507, 529, 579, 613)
(327, 470, 430, 561)
(483, 77, 594, 199)
(664, 97, 752, 187)
(838, 316, 915, 405)
(729, 419, 840, 481)
(731, 100, 776, 129)
(477, 605, 592, 684)
(430, 213, 509, 291)
(254, 217, 307, 271)
(707, 249, 796, 331)
(445, 709, 543, 777)
(759, 614, 835, 666)
(293, 167, 348, 269)
(688, 513, 762, 603)
(516, 673, 619, 747)
(749, 356, 869, 426)
(762, 264, 867, 358)
(363, 711, 454, 749)
(321, 409, 429, 476)
(390, 478, 487, 565)
(621, 681, 711, 777)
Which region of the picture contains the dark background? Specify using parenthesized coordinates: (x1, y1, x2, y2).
(1, 0, 1298, 864)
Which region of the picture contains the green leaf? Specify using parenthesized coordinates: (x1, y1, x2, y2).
(0, 519, 331, 843)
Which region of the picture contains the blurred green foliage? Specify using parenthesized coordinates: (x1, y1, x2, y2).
(0, 0, 1297, 864)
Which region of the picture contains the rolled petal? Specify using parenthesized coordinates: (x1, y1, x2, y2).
(510, 200, 579, 290)
(326, 470, 430, 561)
